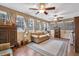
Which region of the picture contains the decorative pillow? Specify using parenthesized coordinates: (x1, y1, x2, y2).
(32, 32, 44, 35)
(39, 35, 47, 38)
(32, 35, 39, 38)
(0, 43, 10, 51)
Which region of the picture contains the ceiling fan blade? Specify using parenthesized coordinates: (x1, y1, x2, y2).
(45, 7, 55, 10)
(35, 11, 39, 15)
(57, 20, 63, 22)
(29, 8, 38, 10)
(57, 17, 63, 22)
(44, 11, 48, 15)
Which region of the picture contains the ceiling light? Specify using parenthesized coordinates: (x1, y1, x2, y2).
(40, 5, 45, 9)
(39, 10, 45, 13)
(53, 18, 57, 21)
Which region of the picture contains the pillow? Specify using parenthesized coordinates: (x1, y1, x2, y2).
(31, 31, 44, 35)
(46, 33, 50, 36)
(36, 32, 44, 35)
(39, 35, 47, 38)
(0, 43, 10, 51)
(32, 35, 39, 38)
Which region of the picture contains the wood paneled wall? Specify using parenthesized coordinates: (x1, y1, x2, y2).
(74, 16, 79, 53)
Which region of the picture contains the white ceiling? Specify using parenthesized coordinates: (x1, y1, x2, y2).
(0, 3, 79, 21)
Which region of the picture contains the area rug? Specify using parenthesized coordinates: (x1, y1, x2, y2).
(27, 39, 68, 56)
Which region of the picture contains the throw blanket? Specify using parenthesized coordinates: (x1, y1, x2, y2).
(27, 39, 68, 56)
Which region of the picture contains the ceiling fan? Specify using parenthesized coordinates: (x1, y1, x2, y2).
(53, 15, 63, 22)
(29, 3, 55, 15)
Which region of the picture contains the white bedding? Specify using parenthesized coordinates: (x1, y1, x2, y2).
(27, 39, 68, 56)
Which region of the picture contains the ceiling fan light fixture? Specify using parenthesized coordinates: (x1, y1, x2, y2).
(40, 5, 45, 9)
(53, 18, 57, 21)
(39, 10, 45, 13)
(39, 3, 45, 9)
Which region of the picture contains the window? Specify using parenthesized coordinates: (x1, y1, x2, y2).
(47, 23, 50, 31)
(16, 15, 26, 32)
(28, 18, 34, 30)
(37, 20, 40, 30)
(0, 11, 9, 22)
(41, 22, 44, 30)
(44, 22, 46, 31)
(34, 20, 40, 30)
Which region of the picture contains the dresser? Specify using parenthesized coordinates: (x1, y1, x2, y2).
(0, 25, 17, 46)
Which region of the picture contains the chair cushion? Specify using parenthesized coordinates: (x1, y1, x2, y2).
(0, 49, 13, 56)
(0, 43, 10, 51)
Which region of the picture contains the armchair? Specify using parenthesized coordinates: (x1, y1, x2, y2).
(0, 43, 13, 56)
